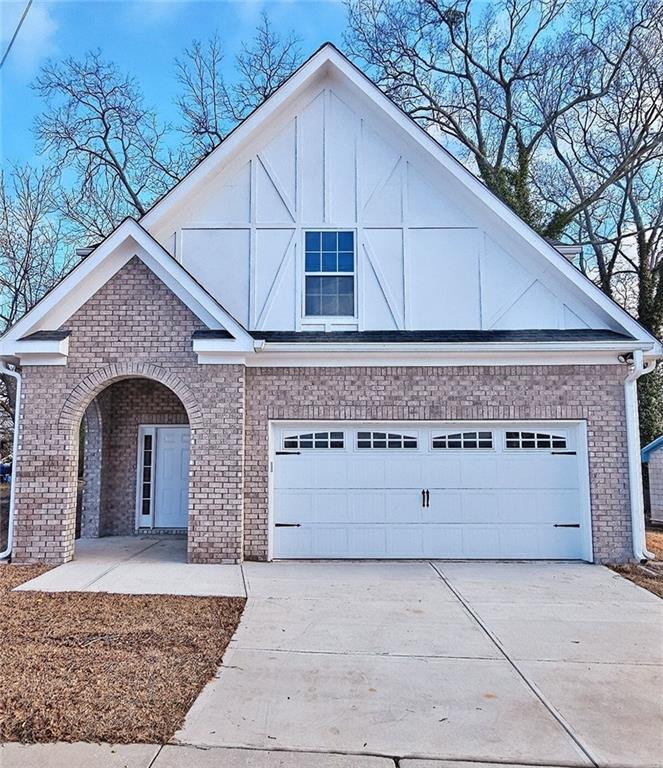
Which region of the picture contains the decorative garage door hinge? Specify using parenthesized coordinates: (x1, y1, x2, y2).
(276, 451, 302, 455)
(551, 450, 576, 455)
(275, 523, 301, 528)
(553, 523, 580, 528)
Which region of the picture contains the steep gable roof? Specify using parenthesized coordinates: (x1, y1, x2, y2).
(141, 43, 660, 351)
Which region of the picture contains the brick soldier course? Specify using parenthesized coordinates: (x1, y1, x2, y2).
(11, 256, 632, 565)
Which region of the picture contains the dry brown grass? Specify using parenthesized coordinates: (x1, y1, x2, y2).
(0, 565, 245, 743)
(645, 528, 663, 559)
(610, 530, 663, 600)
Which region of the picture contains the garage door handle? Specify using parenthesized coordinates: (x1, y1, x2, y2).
(425, 489, 430, 507)
(275, 523, 301, 528)
(275, 451, 301, 456)
(421, 489, 430, 507)
(554, 523, 580, 528)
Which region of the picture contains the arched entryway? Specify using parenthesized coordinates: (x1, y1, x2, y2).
(76, 378, 191, 542)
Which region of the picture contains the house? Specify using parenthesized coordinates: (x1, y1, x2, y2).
(0, 44, 660, 566)
(641, 436, 663, 525)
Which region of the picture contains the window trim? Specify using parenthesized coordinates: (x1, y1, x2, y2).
(356, 431, 419, 450)
(431, 431, 495, 450)
(302, 228, 358, 321)
(503, 430, 569, 450)
(282, 431, 345, 450)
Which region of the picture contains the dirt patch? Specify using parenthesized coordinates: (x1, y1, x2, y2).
(0, 565, 245, 743)
(610, 530, 663, 600)
(645, 528, 663, 559)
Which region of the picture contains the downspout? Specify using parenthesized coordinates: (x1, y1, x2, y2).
(624, 349, 656, 562)
(0, 362, 21, 560)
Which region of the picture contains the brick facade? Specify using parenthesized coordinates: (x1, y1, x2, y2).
(244, 366, 632, 563)
(12, 256, 634, 565)
(13, 257, 245, 564)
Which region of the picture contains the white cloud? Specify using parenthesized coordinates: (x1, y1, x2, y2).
(1, 1, 58, 78)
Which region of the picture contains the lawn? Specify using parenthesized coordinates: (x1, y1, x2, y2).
(0, 565, 245, 743)
(611, 529, 663, 599)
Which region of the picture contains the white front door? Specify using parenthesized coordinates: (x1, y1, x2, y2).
(152, 427, 190, 529)
(272, 422, 590, 560)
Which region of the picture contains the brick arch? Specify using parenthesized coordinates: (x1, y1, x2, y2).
(58, 363, 204, 433)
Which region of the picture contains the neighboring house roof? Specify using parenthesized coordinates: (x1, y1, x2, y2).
(641, 436, 663, 463)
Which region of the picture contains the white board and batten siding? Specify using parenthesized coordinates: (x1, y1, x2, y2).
(270, 421, 592, 561)
(151, 71, 618, 335)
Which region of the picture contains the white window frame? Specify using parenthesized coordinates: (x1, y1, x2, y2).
(503, 429, 569, 451)
(301, 228, 358, 322)
(282, 430, 345, 450)
(430, 430, 495, 451)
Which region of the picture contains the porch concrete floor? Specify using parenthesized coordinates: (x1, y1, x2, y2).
(14, 535, 246, 596)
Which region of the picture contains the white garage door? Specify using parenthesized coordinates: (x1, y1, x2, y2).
(272, 422, 590, 560)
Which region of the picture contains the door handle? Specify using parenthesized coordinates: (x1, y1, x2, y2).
(421, 489, 426, 508)
(425, 489, 430, 508)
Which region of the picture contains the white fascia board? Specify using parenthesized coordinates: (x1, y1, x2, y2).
(193, 336, 254, 363)
(194, 339, 654, 367)
(10, 336, 70, 366)
(140, 43, 659, 347)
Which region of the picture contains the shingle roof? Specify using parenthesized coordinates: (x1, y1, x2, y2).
(248, 329, 634, 344)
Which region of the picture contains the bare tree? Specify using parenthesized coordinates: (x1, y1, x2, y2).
(176, 13, 301, 156)
(0, 165, 76, 423)
(346, 0, 660, 236)
(34, 51, 183, 238)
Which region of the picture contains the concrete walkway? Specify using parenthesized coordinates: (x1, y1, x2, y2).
(14, 535, 245, 596)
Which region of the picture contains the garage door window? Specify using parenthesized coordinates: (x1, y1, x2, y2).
(283, 431, 344, 449)
(432, 431, 493, 449)
(357, 431, 418, 449)
(505, 431, 567, 449)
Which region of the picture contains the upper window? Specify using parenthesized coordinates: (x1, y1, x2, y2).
(283, 431, 344, 449)
(305, 231, 355, 317)
(432, 431, 493, 449)
(505, 431, 567, 450)
(357, 431, 418, 449)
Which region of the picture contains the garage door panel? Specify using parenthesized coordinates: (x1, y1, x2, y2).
(495, 455, 579, 490)
(272, 422, 587, 560)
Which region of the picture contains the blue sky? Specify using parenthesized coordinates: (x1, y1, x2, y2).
(0, 0, 347, 166)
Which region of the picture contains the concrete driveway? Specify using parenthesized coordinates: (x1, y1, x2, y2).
(175, 561, 663, 768)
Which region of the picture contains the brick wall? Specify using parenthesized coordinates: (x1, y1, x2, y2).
(244, 365, 631, 563)
(647, 450, 663, 524)
(12, 254, 634, 565)
(13, 257, 245, 564)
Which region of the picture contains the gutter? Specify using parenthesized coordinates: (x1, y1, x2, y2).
(254, 340, 655, 354)
(624, 349, 657, 561)
(0, 362, 21, 560)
